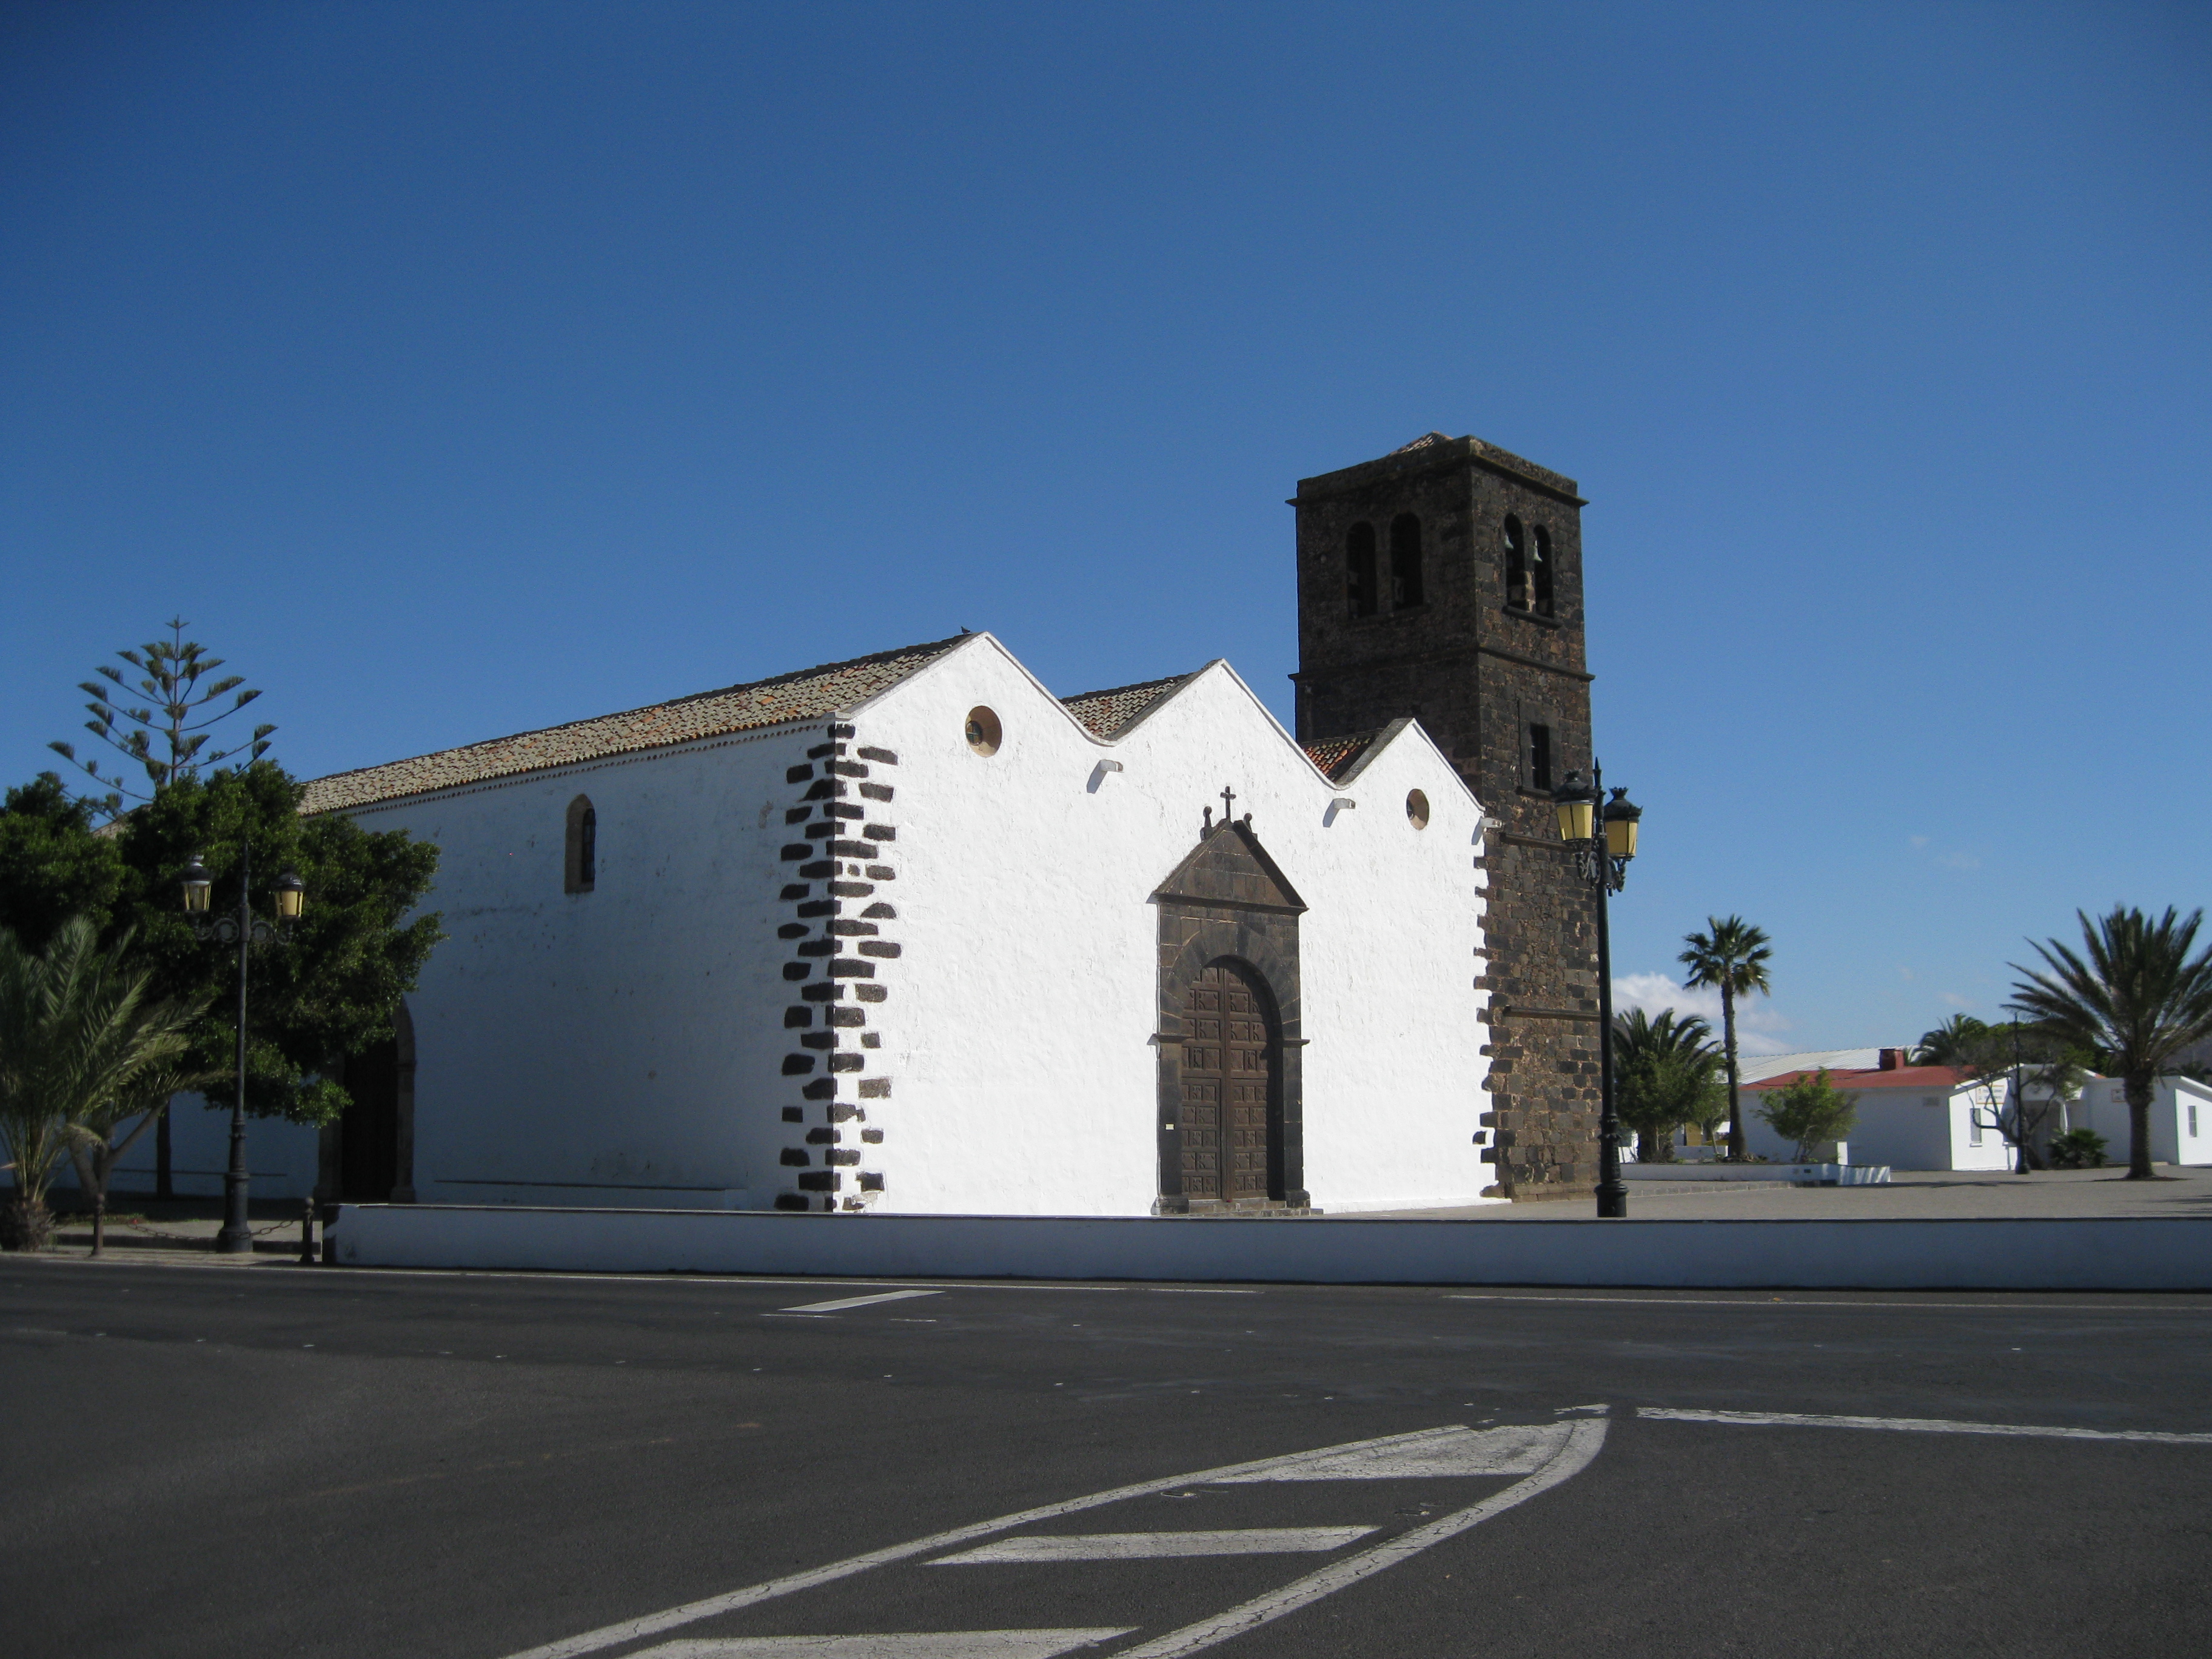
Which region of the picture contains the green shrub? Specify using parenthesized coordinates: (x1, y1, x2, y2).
(2046, 1128, 2109, 1170)
(1754, 1068, 1858, 1162)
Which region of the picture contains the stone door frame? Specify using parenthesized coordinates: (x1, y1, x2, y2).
(1152, 821, 1307, 1214)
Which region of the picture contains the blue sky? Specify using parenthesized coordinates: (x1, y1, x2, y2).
(3, 1, 2207, 1051)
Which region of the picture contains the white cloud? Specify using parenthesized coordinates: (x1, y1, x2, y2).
(1909, 835, 1929, 848)
(1611, 972, 1792, 1056)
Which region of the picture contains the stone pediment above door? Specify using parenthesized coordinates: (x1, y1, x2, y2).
(1151, 820, 1307, 914)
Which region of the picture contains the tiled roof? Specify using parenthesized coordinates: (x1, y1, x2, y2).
(1745, 1065, 1970, 1093)
(1059, 672, 1199, 740)
(1302, 730, 1381, 782)
(300, 635, 968, 814)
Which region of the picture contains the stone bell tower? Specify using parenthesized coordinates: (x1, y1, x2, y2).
(1290, 432, 1600, 1198)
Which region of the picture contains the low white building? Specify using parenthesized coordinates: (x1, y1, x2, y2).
(274, 631, 1495, 1218)
(2066, 1076, 2212, 1167)
(1741, 1052, 2015, 1171)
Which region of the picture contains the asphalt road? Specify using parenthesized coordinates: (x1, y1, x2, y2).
(4, 1259, 2208, 1659)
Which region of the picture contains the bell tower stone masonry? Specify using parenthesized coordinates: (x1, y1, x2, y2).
(1291, 432, 1600, 1198)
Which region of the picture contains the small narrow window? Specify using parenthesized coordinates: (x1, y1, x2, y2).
(2190, 1101, 2199, 1138)
(1529, 723, 1552, 793)
(1968, 1108, 1983, 1147)
(1389, 514, 1423, 608)
(1532, 523, 1555, 616)
(1503, 516, 1527, 608)
(1346, 523, 1378, 618)
(565, 795, 597, 893)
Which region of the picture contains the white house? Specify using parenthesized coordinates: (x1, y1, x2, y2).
(267, 631, 1494, 1218)
(1741, 1051, 2015, 1171)
(2066, 1075, 2212, 1167)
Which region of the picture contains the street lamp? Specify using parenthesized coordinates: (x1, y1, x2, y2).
(1553, 762, 1644, 1219)
(180, 842, 305, 1254)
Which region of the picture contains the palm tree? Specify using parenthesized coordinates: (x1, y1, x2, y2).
(2009, 906, 2212, 1181)
(0, 918, 203, 1252)
(1914, 1013, 1995, 1068)
(1679, 916, 1774, 1162)
(1613, 1008, 1723, 1163)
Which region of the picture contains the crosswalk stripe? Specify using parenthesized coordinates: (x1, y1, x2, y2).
(495, 1426, 1496, 1659)
(1215, 1424, 1563, 1481)
(780, 1290, 945, 1313)
(1110, 1419, 1609, 1659)
(635, 1633, 1134, 1657)
(930, 1528, 1377, 1564)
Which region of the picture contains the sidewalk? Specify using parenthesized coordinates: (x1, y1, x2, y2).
(1348, 1165, 2212, 1221)
(30, 1196, 317, 1264)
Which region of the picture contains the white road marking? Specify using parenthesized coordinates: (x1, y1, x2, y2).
(931, 1528, 1377, 1564)
(1640, 1407, 2212, 1444)
(494, 1426, 1496, 1659)
(1216, 1423, 1567, 1481)
(780, 1290, 945, 1313)
(637, 1634, 1134, 1657)
(1446, 1293, 2212, 1313)
(1111, 1417, 1608, 1659)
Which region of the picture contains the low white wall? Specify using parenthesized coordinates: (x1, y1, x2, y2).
(327, 1204, 2212, 1290)
(1623, 1164, 1889, 1184)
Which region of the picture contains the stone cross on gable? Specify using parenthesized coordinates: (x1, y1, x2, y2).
(1219, 785, 1236, 824)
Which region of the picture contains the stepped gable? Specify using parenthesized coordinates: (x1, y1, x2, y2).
(1059, 670, 1201, 740)
(1302, 729, 1381, 782)
(300, 635, 968, 813)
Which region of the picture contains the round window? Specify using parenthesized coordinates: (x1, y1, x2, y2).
(964, 706, 1002, 756)
(1406, 788, 1430, 830)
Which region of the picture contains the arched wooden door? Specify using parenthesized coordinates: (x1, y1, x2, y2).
(1179, 958, 1281, 1204)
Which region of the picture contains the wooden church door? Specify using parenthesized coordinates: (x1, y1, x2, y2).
(1180, 959, 1279, 1203)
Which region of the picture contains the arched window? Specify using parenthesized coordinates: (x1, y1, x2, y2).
(1389, 514, 1424, 608)
(1345, 523, 1378, 618)
(1532, 523, 1555, 616)
(1503, 516, 1527, 608)
(565, 795, 597, 893)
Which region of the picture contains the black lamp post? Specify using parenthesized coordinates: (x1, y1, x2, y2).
(1552, 762, 1643, 1219)
(181, 843, 305, 1254)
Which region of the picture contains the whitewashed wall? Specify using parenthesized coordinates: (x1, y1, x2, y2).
(1743, 1080, 2014, 1171)
(321, 632, 1493, 1219)
(343, 723, 813, 1208)
(61, 1091, 322, 1201)
(2073, 1077, 2212, 1165)
(847, 635, 1493, 1216)
(1948, 1076, 2017, 1170)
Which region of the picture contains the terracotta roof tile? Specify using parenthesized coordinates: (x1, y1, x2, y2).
(1059, 672, 1199, 740)
(1302, 730, 1381, 782)
(300, 635, 967, 814)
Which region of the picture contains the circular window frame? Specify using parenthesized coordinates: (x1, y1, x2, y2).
(964, 705, 1003, 757)
(1405, 788, 1431, 830)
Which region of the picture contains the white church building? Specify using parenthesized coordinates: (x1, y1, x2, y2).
(292, 631, 1495, 1217)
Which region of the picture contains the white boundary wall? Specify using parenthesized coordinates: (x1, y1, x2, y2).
(327, 1204, 2212, 1291)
